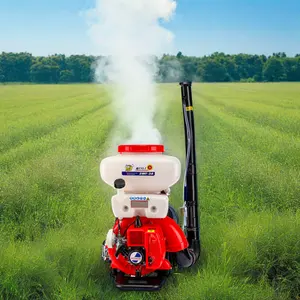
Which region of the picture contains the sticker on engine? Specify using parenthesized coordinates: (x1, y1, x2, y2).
(129, 251, 143, 264)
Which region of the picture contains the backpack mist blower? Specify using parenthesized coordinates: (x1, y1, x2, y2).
(99, 82, 200, 291)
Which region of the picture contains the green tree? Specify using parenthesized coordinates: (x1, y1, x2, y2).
(223, 58, 239, 81)
(0, 67, 4, 82)
(59, 70, 74, 83)
(49, 54, 67, 71)
(157, 54, 182, 82)
(263, 57, 286, 81)
(284, 57, 300, 81)
(0, 52, 32, 82)
(0, 51, 300, 84)
(181, 56, 199, 81)
(199, 59, 228, 82)
(30, 62, 60, 83)
(176, 51, 183, 59)
(273, 52, 287, 58)
(66, 55, 93, 82)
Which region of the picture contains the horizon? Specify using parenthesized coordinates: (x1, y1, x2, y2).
(1, 51, 299, 58)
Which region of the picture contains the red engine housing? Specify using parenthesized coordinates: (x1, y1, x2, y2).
(107, 216, 188, 276)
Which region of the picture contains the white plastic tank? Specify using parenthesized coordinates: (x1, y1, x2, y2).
(100, 144, 181, 194)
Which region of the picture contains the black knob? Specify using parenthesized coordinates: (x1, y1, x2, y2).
(114, 178, 125, 189)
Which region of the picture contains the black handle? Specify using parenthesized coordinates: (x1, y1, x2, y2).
(179, 81, 201, 262)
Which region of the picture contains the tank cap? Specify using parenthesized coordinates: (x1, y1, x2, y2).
(118, 144, 164, 153)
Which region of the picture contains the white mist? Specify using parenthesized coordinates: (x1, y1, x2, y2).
(85, 0, 177, 145)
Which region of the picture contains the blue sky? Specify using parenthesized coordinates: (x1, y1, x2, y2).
(0, 0, 299, 57)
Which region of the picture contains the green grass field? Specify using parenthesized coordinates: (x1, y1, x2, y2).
(1, 83, 300, 299)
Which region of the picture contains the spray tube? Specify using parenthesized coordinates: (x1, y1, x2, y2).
(179, 81, 201, 262)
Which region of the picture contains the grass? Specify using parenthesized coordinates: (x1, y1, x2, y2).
(0, 82, 299, 299)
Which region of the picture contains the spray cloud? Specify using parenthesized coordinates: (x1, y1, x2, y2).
(86, 0, 177, 145)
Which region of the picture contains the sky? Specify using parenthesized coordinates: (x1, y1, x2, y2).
(0, 0, 299, 57)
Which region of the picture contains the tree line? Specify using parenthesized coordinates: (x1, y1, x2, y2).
(0, 51, 300, 84)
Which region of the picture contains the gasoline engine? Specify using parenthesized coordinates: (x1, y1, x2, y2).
(99, 82, 200, 290)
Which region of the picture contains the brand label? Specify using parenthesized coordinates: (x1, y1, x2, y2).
(136, 164, 153, 171)
(123, 164, 154, 176)
(129, 251, 143, 264)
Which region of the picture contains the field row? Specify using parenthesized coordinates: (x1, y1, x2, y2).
(0, 83, 299, 299)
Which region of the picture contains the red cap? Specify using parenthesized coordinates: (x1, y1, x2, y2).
(118, 144, 164, 153)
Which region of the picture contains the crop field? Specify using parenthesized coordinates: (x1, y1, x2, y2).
(1, 83, 300, 299)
